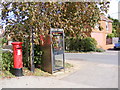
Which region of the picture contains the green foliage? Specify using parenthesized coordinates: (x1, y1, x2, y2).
(0, 71, 15, 78)
(1, 2, 110, 71)
(22, 40, 30, 67)
(82, 37, 97, 51)
(107, 33, 114, 38)
(22, 43, 43, 68)
(65, 37, 97, 52)
(34, 45, 43, 67)
(2, 37, 8, 45)
(95, 48, 105, 52)
(1, 2, 110, 41)
(99, 25, 104, 31)
(2, 51, 13, 71)
(1, 44, 42, 72)
(108, 16, 120, 37)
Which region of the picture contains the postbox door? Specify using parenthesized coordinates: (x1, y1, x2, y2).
(14, 47, 23, 69)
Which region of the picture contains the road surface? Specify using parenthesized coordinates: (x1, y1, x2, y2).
(65, 50, 118, 65)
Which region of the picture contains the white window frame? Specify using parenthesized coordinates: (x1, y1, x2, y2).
(95, 23, 100, 30)
(106, 21, 109, 31)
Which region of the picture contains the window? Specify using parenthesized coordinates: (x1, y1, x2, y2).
(95, 23, 100, 30)
(106, 21, 109, 30)
(0, 29, 2, 34)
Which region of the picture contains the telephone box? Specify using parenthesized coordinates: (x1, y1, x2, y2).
(41, 28, 65, 74)
(12, 42, 23, 76)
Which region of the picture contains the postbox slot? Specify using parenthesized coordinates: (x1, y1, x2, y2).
(16, 47, 21, 49)
(16, 46, 22, 49)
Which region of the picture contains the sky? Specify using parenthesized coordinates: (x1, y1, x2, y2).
(107, 0, 119, 19)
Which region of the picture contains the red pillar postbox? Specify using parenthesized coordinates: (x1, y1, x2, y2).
(11, 42, 23, 76)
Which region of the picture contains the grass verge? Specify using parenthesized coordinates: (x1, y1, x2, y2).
(0, 71, 15, 78)
(0, 62, 73, 78)
(65, 48, 105, 53)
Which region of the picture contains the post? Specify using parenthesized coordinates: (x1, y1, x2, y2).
(30, 27, 35, 72)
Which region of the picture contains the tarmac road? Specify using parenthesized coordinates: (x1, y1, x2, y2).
(65, 50, 119, 65)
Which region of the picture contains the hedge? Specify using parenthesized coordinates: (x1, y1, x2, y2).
(65, 37, 97, 52)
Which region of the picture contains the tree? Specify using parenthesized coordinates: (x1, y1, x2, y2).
(108, 16, 120, 37)
(1, 2, 110, 71)
(1, 2, 110, 39)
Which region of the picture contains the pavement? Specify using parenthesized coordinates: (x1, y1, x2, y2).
(0, 50, 119, 89)
(61, 60, 118, 88)
(0, 76, 97, 88)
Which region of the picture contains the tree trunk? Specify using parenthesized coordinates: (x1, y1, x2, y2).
(30, 28, 34, 72)
(24, 38, 29, 67)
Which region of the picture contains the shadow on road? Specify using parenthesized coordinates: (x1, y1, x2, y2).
(108, 48, 120, 51)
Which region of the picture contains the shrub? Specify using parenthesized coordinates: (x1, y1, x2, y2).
(2, 44, 43, 71)
(22, 42, 43, 68)
(22, 41, 30, 67)
(65, 37, 97, 52)
(96, 48, 105, 52)
(2, 38, 8, 45)
(107, 33, 114, 38)
(2, 51, 13, 71)
(34, 45, 43, 67)
(82, 37, 97, 52)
